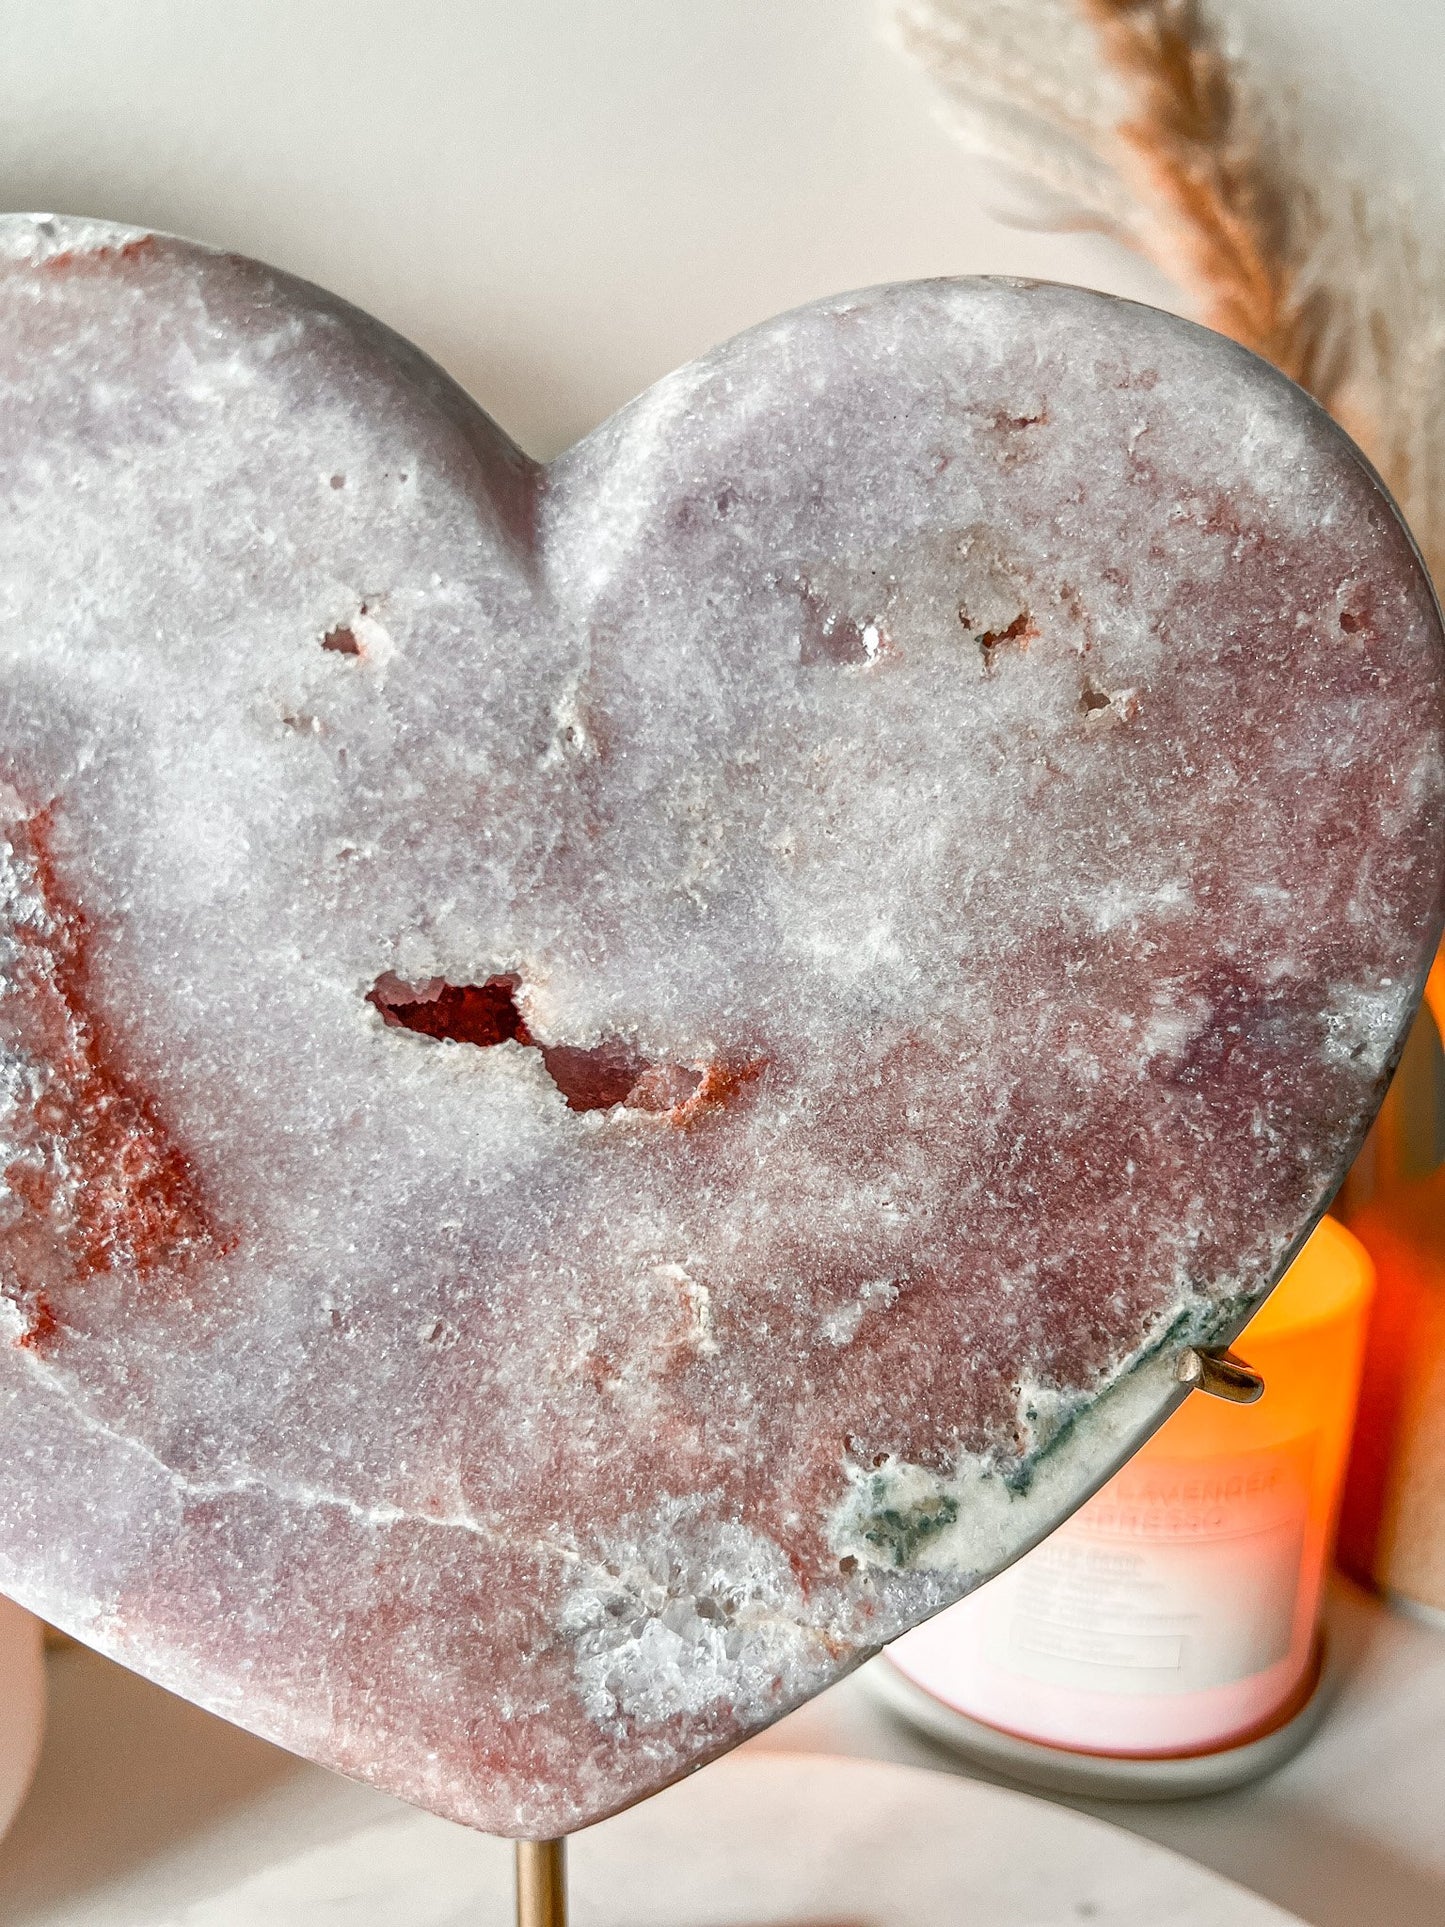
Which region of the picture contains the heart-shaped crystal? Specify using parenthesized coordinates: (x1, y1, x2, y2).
(0, 217, 1440, 1834)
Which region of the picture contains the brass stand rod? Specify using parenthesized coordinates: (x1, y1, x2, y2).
(515, 1837, 567, 1927)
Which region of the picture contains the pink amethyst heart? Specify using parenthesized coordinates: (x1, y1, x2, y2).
(0, 216, 1441, 1836)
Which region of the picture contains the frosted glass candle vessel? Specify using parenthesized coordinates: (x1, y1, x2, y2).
(886, 1219, 1373, 1757)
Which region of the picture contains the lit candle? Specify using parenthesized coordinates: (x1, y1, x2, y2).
(885, 1218, 1374, 1758)
(1338, 949, 1445, 1616)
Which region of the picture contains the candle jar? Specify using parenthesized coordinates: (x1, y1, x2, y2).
(879, 1218, 1373, 1784)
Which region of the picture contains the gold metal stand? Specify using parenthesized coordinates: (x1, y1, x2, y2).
(1175, 1345, 1265, 1403)
(515, 1838, 567, 1927)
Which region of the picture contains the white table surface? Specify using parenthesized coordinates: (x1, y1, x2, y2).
(67, 1752, 1313, 1927)
(0, 1579, 1439, 1927)
(1, 6, 1442, 1926)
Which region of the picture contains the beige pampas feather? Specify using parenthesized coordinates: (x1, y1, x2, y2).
(887, 0, 1445, 588)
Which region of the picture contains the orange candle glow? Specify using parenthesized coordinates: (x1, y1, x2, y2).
(1337, 951, 1445, 1616)
(886, 1217, 1374, 1757)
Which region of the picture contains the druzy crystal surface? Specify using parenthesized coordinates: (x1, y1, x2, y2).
(0, 216, 1442, 1835)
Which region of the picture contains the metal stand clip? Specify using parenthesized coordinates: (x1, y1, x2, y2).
(1174, 1346, 1265, 1403)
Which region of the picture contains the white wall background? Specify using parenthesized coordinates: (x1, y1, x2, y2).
(2, 2, 1438, 455)
(0, 0, 1173, 456)
(3, 1, 1441, 458)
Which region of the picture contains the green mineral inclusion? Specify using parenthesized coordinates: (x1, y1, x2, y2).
(845, 1286, 1260, 1571)
(856, 1480, 961, 1567)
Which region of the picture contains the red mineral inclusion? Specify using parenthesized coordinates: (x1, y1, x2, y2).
(0, 808, 222, 1346)
(368, 972, 708, 1113)
(38, 233, 157, 277)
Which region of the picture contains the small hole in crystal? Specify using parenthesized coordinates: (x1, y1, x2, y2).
(329, 473, 346, 490)
(368, 973, 705, 1114)
(800, 606, 872, 666)
(1340, 610, 1362, 633)
(977, 611, 1035, 650)
(369, 973, 527, 1050)
(838, 1555, 858, 1575)
(321, 624, 362, 656)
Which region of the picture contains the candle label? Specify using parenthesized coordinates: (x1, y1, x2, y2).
(979, 1439, 1316, 1696)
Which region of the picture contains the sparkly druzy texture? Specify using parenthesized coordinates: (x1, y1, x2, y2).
(0, 217, 1442, 1836)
